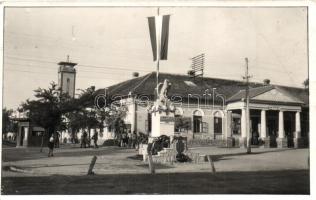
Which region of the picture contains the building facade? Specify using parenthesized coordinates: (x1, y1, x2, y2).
(98, 72, 309, 148)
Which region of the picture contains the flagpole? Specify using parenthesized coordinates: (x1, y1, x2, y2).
(156, 7, 160, 101)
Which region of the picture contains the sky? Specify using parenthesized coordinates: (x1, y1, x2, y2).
(3, 7, 308, 109)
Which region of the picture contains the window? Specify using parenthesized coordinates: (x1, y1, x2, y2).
(232, 117, 241, 135)
(174, 115, 181, 132)
(66, 78, 70, 94)
(193, 110, 205, 133)
(214, 111, 223, 135)
(214, 117, 222, 134)
(202, 122, 208, 133)
(193, 116, 202, 133)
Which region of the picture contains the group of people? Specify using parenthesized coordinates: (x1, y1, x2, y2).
(47, 130, 145, 157)
(80, 131, 99, 148)
(48, 130, 99, 157)
(118, 131, 138, 148)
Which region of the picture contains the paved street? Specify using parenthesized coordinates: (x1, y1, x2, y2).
(1, 145, 310, 194)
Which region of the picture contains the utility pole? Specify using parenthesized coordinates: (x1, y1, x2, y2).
(243, 58, 252, 154)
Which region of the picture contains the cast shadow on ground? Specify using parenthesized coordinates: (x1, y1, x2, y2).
(1, 169, 309, 195)
(2, 146, 130, 162)
(207, 148, 300, 162)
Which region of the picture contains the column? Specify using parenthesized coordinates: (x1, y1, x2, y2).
(278, 111, 284, 138)
(241, 109, 247, 138)
(225, 111, 233, 147)
(23, 127, 29, 147)
(294, 111, 302, 148)
(226, 111, 232, 138)
(240, 108, 247, 147)
(295, 111, 301, 138)
(202, 115, 212, 139)
(260, 109, 269, 148)
(277, 110, 287, 148)
(130, 98, 136, 133)
(260, 110, 267, 139)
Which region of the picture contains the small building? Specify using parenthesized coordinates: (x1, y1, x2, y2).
(95, 72, 309, 148)
(13, 116, 46, 147)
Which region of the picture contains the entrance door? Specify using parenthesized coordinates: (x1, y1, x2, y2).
(284, 113, 294, 147)
(193, 116, 202, 133)
(20, 127, 25, 146)
(251, 117, 260, 145)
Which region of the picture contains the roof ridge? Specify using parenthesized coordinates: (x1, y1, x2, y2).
(227, 85, 274, 101)
(109, 73, 150, 94)
(157, 71, 306, 89)
(131, 72, 154, 93)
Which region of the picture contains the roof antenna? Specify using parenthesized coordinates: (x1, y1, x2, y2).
(67, 55, 70, 62)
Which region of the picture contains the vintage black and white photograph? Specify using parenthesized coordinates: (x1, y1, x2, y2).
(1, 1, 313, 196)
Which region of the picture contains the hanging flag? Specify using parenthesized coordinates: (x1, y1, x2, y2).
(148, 15, 170, 61)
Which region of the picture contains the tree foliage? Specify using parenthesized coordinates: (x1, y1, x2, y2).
(20, 82, 73, 135)
(2, 108, 17, 134)
(20, 82, 128, 141)
(303, 78, 309, 89)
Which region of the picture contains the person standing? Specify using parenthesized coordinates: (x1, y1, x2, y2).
(128, 131, 132, 148)
(54, 131, 60, 148)
(81, 131, 87, 148)
(83, 131, 88, 148)
(80, 133, 84, 148)
(122, 133, 127, 147)
(92, 131, 99, 148)
(131, 131, 137, 149)
(48, 134, 55, 157)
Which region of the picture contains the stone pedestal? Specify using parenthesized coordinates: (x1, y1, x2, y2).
(277, 138, 288, 148)
(294, 138, 304, 148)
(151, 111, 175, 137)
(239, 137, 247, 148)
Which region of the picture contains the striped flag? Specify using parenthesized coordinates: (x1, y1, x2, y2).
(148, 15, 170, 61)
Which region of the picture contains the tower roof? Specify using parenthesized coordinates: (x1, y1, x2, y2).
(58, 61, 77, 67)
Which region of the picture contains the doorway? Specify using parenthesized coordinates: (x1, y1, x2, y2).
(20, 127, 25, 146)
(193, 116, 202, 133)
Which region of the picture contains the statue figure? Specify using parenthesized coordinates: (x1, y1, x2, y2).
(148, 79, 175, 113)
(157, 79, 171, 106)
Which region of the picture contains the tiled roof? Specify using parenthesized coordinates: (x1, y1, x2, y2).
(95, 72, 309, 106)
(227, 85, 305, 105)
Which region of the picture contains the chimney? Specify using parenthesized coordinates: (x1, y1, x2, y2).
(132, 72, 139, 78)
(187, 70, 195, 77)
(263, 79, 270, 86)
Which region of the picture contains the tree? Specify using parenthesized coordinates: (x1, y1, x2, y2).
(303, 78, 309, 89)
(65, 86, 127, 144)
(21, 82, 128, 147)
(20, 82, 77, 151)
(2, 108, 18, 139)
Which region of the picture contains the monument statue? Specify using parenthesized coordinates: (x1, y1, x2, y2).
(157, 79, 171, 105)
(149, 79, 175, 113)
